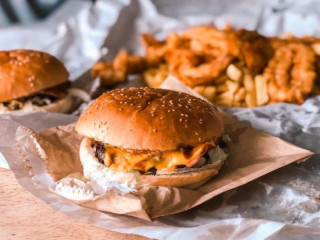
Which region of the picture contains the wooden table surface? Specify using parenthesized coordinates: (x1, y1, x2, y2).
(0, 168, 152, 240)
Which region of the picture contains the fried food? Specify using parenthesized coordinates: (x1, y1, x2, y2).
(236, 29, 274, 75)
(91, 51, 146, 86)
(263, 43, 316, 104)
(226, 64, 242, 82)
(243, 73, 257, 107)
(143, 64, 169, 88)
(142, 34, 167, 66)
(255, 75, 269, 105)
(91, 62, 126, 86)
(182, 25, 241, 57)
(91, 25, 320, 107)
(175, 56, 232, 87)
(193, 85, 217, 102)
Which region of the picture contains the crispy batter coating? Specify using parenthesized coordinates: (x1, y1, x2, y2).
(91, 51, 146, 86)
(263, 43, 316, 104)
(91, 25, 320, 106)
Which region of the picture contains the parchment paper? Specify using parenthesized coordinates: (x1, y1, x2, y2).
(0, 81, 318, 239)
(2, 0, 320, 239)
(13, 88, 312, 220)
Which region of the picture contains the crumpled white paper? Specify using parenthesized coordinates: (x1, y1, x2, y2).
(2, 0, 320, 239)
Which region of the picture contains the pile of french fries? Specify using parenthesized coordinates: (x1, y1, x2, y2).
(91, 26, 320, 107)
(194, 65, 268, 107)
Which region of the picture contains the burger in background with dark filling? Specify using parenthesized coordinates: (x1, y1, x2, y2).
(0, 49, 90, 113)
(76, 87, 229, 189)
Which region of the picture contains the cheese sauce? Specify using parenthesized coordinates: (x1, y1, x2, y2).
(93, 141, 215, 172)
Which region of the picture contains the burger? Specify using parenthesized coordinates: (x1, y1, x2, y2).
(76, 87, 229, 189)
(0, 49, 89, 113)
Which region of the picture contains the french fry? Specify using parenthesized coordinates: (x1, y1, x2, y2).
(243, 73, 255, 91)
(243, 73, 257, 107)
(255, 75, 269, 105)
(213, 91, 234, 106)
(311, 43, 320, 55)
(215, 83, 228, 93)
(143, 64, 168, 88)
(245, 92, 257, 107)
(193, 86, 216, 101)
(234, 87, 246, 102)
(214, 74, 228, 84)
(226, 64, 242, 82)
(226, 80, 239, 93)
(202, 86, 216, 101)
(193, 86, 205, 95)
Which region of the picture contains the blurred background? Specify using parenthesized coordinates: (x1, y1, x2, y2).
(0, 0, 96, 26)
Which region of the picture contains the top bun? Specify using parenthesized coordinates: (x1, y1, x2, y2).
(0, 49, 69, 102)
(76, 87, 223, 151)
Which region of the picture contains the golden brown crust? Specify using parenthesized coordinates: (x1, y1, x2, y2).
(42, 95, 73, 113)
(0, 95, 73, 114)
(0, 49, 69, 102)
(141, 164, 223, 188)
(76, 87, 223, 151)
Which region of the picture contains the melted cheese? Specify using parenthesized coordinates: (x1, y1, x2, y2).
(102, 141, 215, 172)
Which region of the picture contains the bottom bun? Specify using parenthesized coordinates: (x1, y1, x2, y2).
(80, 137, 226, 189)
(42, 95, 73, 113)
(0, 95, 73, 114)
(141, 166, 222, 189)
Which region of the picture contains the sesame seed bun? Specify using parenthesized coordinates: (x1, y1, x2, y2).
(0, 49, 69, 102)
(76, 87, 223, 151)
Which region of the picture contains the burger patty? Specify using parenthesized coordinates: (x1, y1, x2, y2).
(1, 82, 69, 110)
(91, 137, 228, 174)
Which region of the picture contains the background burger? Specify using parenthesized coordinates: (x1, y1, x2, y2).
(76, 87, 229, 189)
(0, 49, 89, 113)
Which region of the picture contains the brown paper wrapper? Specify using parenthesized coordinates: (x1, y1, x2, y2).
(21, 111, 312, 221)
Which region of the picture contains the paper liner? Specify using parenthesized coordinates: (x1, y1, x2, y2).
(15, 106, 313, 220)
(1, 0, 320, 238)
